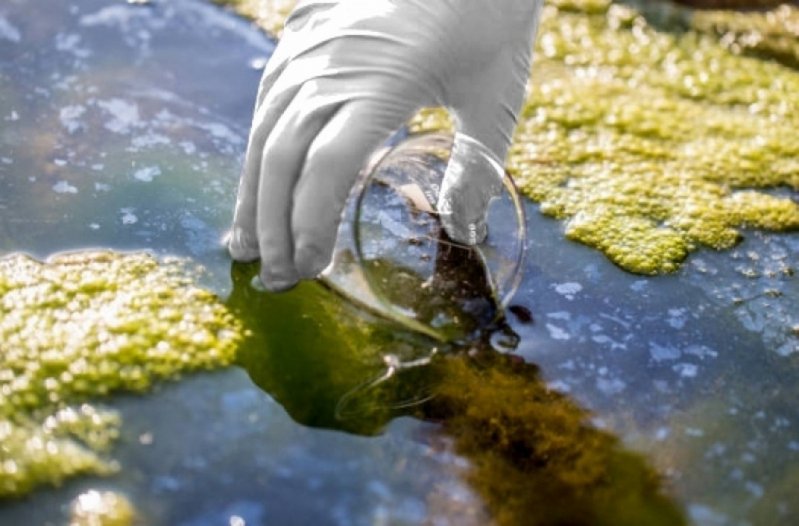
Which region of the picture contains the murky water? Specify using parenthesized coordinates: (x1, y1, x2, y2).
(1, 1, 798, 525)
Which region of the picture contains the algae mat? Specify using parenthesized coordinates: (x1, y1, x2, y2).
(508, 0, 799, 274)
(224, 0, 799, 275)
(0, 252, 241, 498)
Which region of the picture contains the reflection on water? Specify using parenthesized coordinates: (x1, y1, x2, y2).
(1, 0, 798, 525)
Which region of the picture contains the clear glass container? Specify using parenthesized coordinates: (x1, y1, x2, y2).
(322, 132, 526, 342)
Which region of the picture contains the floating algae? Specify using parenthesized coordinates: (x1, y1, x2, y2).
(69, 490, 137, 526)
(474, 0, 799, 274)
(0, 252, 242, 498)
(230, 261, 448, 435)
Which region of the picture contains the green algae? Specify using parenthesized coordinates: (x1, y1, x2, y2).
(0, 406, 121, 499)
(692, 4, 799, 69)
(69, 490, 137, 526)
(229, 261, 429, 435)
(0, 251, 242, 498)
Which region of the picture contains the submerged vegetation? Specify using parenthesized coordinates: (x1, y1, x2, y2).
(0, 252, 242, 498)
(424, 352, 685, 526)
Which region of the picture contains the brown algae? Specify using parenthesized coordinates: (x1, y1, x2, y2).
(0, 251, 242, 498)
(424, 352, 685, 526)
(221, 0, 799, 275)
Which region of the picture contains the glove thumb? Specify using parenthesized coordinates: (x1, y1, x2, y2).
(436, 127, 509, 246)
(435, 18, 535, 245)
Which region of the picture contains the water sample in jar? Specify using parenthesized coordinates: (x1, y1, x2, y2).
(321, 132, 526, 343)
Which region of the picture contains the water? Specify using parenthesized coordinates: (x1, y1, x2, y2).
(1, 1, 798, 524)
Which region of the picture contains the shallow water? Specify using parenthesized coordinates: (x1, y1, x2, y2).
(1, 1, 798, 525)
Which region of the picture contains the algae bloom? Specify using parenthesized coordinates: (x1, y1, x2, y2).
(436, 0, 799, 274)
(0, 251, 242, 498)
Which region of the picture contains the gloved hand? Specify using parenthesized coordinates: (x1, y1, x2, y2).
(228, 0, 543, 291)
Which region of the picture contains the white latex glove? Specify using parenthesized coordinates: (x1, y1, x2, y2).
(228, 0, 543, 291)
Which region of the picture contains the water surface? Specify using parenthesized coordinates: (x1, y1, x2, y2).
(1, 1, 798, 525)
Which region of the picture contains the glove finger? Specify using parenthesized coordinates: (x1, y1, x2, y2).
(291, 96, 417, 279)
(254, 45, 291, 111)
(437, 133, 505, 245)
(229, 74, 302, 261)
(438, 91, 518, 245)
(256, 83, 345, 291)
(440, 48, 533, 244)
